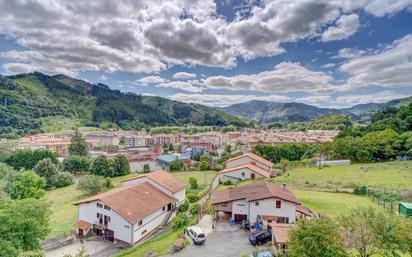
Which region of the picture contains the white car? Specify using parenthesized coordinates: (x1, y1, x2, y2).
(186, 226, 206, 245)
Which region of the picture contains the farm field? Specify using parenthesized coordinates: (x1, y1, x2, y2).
(274, 161, 412, 191)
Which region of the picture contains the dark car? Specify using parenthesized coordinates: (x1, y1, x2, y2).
(248, 230, 272, 245)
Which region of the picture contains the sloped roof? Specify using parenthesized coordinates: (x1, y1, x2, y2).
(122, 170, 187, 193)
(75, 220, 92, 230)
(212, 182, 300, 205)
(219, 163, 271, 178)
(296, 205, 314, 217)
(225, 153, 273, 167)
(74, 182, 177, 224)
(270, 223, 296, 244)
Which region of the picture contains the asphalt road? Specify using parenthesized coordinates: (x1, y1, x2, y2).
(165, 224, 255, 257)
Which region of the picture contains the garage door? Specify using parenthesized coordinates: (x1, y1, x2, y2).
(234, 214, 248, 223)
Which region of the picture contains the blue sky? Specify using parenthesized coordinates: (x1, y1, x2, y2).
(0, 0, 411, 108)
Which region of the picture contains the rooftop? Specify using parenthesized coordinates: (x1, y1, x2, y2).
(122, 170, 187, 193)
(225, 153, 273, 167)
(219, 163, 271, 178)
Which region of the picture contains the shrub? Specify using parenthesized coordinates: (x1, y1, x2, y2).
(172, 213, 189, 229)
(189, 203, 200, 216)
(186, 192, 199, 203)
(170, 160, 184, 171)
(189, 177, 198, 190)
(223, 180, 232, 186)
(56, 172, 74, 188)
(199, 160, 209, 171)
(354, 185, 367, 195)
(178, 200, 189, 213)
(63, 155, 90, 173)
(143, 164, 150, 173)
(90, 155, 110, 176)
(77, 175, 114, 196)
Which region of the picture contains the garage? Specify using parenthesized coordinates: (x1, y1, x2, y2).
(103, 229, 114, 242)
(234, 214, 248, 223)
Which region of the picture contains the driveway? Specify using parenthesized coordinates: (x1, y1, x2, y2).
(45, 240, 123, 257)
(165, 222, 255, 257)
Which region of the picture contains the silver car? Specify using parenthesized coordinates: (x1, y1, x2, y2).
(186, 226, 206, 245)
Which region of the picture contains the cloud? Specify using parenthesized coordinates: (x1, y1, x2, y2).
(169, 93, 292, 107)
(339, 34, 412, 90)
(321, 14, 359, 42)
(172, 72, 197, 79)
(0, 0, 410, 75)
(3, 62, 34, 74)
(336, 91, 406, 105)
(333, 48, 366, 59)
(203, 62, 336, 93)
(321, 63, 336, 68)
(136, 75, 168, 85)
(157, 81, 205, 92)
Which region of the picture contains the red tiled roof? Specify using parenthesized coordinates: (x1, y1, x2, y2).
(75, 220, 92, 230)
(74, 182, 177, 224)
(225, 153, 273, 167)
(211, 182, 300, 205)
(270, 223, 296, 244)
(296, 205, 314, 217)
(218, 164, 271, 178)
(122, 170, 187, 193)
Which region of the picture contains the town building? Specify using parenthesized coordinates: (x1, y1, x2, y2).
(74, 171, 186, 245)
(155, 154, 191, 170)
(15, 134, 71, 157)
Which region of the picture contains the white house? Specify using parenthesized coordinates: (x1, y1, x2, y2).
(219, 153, 275, 182)
(212, 182, 311, 227)
(74, 171, 187, 245)
(225, 153, 273, 172)
(121, 170, 186, 206)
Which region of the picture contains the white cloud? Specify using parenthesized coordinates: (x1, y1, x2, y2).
(172, 72, 197, 79)
(339, 34, 412, 90)
(321, 14, 359, 42)
(333, 48, 366, 59)
(203, 62, 336, 93)
(321, 63, 336, 68)
(336, 91, 406, 105)
(169, 93, 292, 107)
(295, 95, 332, 105)
(157, 81, 204, 92)
(3, 62, 34, 74)
(136, 75, 168, 85)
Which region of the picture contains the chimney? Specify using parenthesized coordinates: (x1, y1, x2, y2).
(282, 183, 286, 190)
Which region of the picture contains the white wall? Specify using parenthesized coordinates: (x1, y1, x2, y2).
(132, 206, 170, 243)
(78, 201, 132, 244)
(231, 199, 249, 220)
(226, 156, 271, 171)
(249, 198, 296, 224)
(174, 188, 186, 206)
(219, 167, 265, 183)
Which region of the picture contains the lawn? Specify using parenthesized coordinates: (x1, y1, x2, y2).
(275, 161, 412, 191)
(171, 170, 217, 187)
(45, 173, 135, 238)
(291, 189, 379, 217)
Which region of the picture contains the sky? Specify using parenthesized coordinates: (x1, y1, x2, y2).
(0, 0, 412, 108)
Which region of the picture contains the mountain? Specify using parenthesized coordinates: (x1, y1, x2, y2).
(220, 100, 347, 123)
(343, 96, 412, 115)
(0, 72, 247, 138)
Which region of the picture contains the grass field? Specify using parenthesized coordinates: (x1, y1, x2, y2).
(171, 170, 217, 187)
(275, 161, 412, 191)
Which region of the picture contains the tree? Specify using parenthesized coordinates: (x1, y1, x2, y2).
(90, 155, 110, 176)
(199, 160, 209, 171)
(110, 155, 130, 177)
(172, 213, 189, 228)
(63, 155, 90, 173)
(224, 144, 232, 153)
(33, 158, 59, 189)
(5, 149, 58, 170)
(0, 198, 50, 256)
(287, 217, 347, 257)
(143, 163, 150, 173)
(9, 171, 46, 199)
(189, 177, 198, 190)
(189, 203, 200, 215)
(193, 151, 202, 161)
(69, 130, 88, 157)
(169, 160, 184, 171)
(76, 175, 114, 196)
(56, 172, 74, 188)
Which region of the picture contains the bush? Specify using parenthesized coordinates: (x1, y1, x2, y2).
(178, 200, 189, 213)
(189, 177, 198, 190)
(223, 180, 232, 186)
(199, 160, 209, 171)
(189, 203, 200, 215)
(56, 172, 74, 188)
(63, 155, 90, 173)
(143, 164, 150, 173)
(77, 175, 114, 196)
(90, 155, 110, 176)
(186, 192, 199, 203)
(169, 160, 184, 171)
(353, 185, 367, 195)
(172, 213, 189, 229)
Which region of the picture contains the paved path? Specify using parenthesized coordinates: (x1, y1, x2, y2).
(45, 240, 115, 257)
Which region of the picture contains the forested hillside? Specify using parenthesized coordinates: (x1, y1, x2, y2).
(0, 72, 247, 138)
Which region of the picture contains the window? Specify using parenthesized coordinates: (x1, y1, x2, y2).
(276, 200, 282, 208)
(138, 220, 142, 226)
(97, 203, 103, 208)
(222, 202, 228, 207)
(255, 201, 259, 206)
(141, 229, 147, 235)
(97, 213, 101, 218)
(241, 172, 245, 177)
(162, 206, 166, 211)
(104, 205, 111, 211)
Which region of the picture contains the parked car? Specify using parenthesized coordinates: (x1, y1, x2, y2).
(186, 226, 206, 245)
(249, 230, 272, 245)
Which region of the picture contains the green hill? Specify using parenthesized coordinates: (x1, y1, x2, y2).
(0, 72, 247, 138)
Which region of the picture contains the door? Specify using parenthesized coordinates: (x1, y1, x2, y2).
(104, 229, 114, 242)
(234, 214, 248, 223)
(78, 229, 84, 237)
(251, 173, 256, 179)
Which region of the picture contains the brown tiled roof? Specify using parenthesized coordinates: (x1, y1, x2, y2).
(218, 164, 271, 178)
(122, 170, 187, 193)
(211, 182, 300, 205)
(75, 220, 92, 230)
(296, 205, 314, 217)
(74, 182, 177, 224)
(225, 153, 273, 167)
(270, 223, 296, 244)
